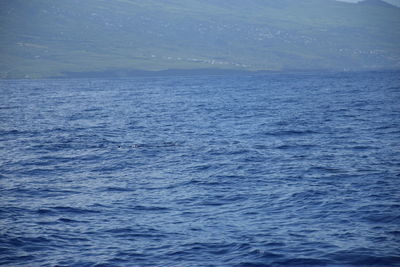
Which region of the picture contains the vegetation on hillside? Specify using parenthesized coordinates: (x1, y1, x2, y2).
(0, 0, 399, 78)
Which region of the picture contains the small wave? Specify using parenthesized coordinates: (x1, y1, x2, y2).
(275, 144, 316, 150)
(0, 129, 32, 136)
(130, 141, 179, 149)
(53, 206, 100, 214)
(328, 250, 400, 266)
(36, 206, 100, 215)
(131, 205, 169, 211)
(306, 166, 344, 174)
(349, 145, 377, 150)
(104, 227, 167, 239)
(264, 130, 319, 136)
(105, 227, 137, 234)
(36, 208, 54, 215)
(101, 186, 133, 192)
(58, 218, 84, 223)
(361, 214, 400, 224)
(20, 236, 51, 244)
(0, 255, 35, 265)
(271, 257, 331, 266)
(0, 106, 19, 110)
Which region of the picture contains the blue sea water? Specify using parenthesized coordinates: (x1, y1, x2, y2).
(0, 71, 399, 266)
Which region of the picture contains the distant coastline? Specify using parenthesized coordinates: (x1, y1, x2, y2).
(48, 68, 400, 79)
(0, 68, 399, 80)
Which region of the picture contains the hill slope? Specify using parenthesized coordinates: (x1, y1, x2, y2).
(0, 0, 399, 78)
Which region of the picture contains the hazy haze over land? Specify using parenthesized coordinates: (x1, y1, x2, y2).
(0, 0, 399, 78)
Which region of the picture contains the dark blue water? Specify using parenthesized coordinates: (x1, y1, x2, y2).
(1, 72, 399, 266)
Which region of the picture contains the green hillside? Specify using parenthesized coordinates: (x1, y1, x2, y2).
(0, 0, 399, 78)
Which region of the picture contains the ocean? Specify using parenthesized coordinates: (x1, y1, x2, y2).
(1, 71, 399, 266)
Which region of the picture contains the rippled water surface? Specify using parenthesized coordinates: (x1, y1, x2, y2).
(1, 72, 400, 266)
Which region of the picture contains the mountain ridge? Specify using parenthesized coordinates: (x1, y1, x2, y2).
(358, 0, 398, 7)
